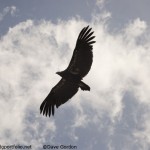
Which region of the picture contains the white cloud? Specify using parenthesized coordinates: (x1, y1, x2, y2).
(124, 18, 147, 43)
(0, 6, 17, 22)
(0, 14, 150, 149)
(96, 0, 106, 8)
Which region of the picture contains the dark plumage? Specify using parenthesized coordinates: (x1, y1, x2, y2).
(40, 26, 96, 117)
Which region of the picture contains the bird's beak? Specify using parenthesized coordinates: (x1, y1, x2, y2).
(56, 72, 59, 75)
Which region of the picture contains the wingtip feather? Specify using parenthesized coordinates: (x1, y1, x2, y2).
(77, 25, 96, 45)
(40, 99, 55, 117)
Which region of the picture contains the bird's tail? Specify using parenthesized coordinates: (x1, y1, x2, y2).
(79, 81, 90, 91)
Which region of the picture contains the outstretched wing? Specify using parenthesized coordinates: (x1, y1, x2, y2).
(40, 79, 79, 117)
(66, 26, 96, 78)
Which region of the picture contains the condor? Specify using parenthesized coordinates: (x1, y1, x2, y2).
(40, 26, 96, 117)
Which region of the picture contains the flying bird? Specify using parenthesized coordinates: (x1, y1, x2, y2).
(40, 26, 96, 117)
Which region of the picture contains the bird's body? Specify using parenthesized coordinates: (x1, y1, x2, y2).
(40, 26, 96, 117)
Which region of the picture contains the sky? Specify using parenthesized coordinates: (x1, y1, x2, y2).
(0, 0, 150, 149)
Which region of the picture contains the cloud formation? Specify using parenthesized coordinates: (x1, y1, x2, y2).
(0, 13, 150, 149)
(0, 6, 17, 22)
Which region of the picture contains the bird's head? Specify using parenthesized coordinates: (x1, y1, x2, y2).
(56, 71, 63, 77)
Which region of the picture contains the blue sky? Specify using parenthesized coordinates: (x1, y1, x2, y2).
(0, 0, 150, 150)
